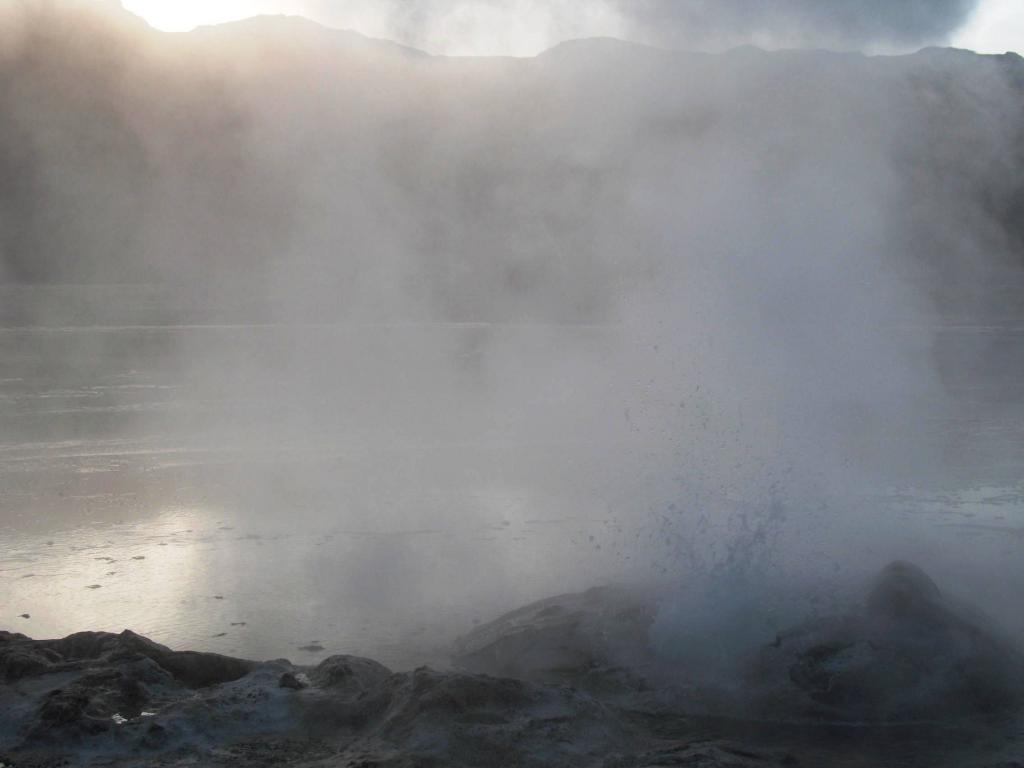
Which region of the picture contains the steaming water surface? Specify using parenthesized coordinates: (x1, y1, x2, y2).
(0, 289, 647, 665)
(3, 287, 1024, 666)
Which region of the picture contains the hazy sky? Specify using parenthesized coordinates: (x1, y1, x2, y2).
(954, 0, 1024, 54)
(118, 0, 1021, 56)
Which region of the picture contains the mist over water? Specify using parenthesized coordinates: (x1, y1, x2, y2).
(2, 1, 1024, 672)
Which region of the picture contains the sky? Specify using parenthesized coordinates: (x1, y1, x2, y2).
(117, 0, 1022, 56)
(954, 0, 1024, 54)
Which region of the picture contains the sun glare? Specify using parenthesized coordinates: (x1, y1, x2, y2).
(953, 0, 1024, 54)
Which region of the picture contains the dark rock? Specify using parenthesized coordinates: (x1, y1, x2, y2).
(453, 584, 655, 687)
(22, 661, 167, 744)
(865, 560, 942, 620)
(618, 742, 772, 767)
(744, 561, 1024, 723)
(312, 655, 391, 694)
(0, 630, 255, 688)
(346, 666, 637, 765)
(279, 671, 308, 690)
(115, 633, 254, 688)
(2, 649, 57, 682)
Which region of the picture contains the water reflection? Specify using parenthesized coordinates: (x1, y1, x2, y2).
(3, 483, 1024, 669)
(3, 507, 206, 650)
(0, 496, 618, 669)
(4, 311, 1024, 668)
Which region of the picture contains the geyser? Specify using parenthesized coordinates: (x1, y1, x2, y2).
(2, 1, 1024, 765)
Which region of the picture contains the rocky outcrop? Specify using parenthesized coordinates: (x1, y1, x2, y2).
(454, 563, 1024, 725)
(453, 585, 656, 692)
(0, 630, 637, 767)
(743, 561, 1024, 723)
(0, 629, 255, 688)
(3, 563, 1024, 766)
(311, 654, 392, 693)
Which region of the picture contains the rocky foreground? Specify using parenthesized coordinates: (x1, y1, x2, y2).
(3, 563, 1024, 767)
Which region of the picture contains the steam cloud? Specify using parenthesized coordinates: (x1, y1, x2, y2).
(615, 0, 982, 50)
(287, 0, 980, 54)
(2, 0, 1024, 649)
(118, 0, 983, 55)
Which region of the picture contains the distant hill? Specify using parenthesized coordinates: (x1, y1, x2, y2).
(1, 0, 1022, 325)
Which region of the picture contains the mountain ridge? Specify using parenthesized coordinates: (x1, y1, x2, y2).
(44, 1, 1024, 63)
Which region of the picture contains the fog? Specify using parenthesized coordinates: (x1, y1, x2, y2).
(2, 0, 1024, 669)
(122, 0, 982, 55)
